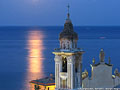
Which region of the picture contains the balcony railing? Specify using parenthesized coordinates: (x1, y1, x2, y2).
(60, 72, 68, 80)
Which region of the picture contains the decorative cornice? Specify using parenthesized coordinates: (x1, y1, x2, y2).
(53, 51, 84, 56)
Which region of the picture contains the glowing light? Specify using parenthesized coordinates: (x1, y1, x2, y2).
(27, 30, 44, 73)
(24, 30, 45, 90)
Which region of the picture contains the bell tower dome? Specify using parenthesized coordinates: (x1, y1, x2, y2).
(59, 5, 78, 50)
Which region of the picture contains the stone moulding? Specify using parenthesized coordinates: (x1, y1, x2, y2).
(60, 72, 68, 80)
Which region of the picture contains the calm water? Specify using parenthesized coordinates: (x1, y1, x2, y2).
(0, 26, 120, 90)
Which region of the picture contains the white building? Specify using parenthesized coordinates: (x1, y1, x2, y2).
(82, 49, 120, 88)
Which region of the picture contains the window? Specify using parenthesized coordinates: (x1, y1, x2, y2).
(63, 44, 65, 49)
(62, 57, 67, 72)
(34, 85, 40, 90)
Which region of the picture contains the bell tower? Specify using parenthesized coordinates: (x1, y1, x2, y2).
(53, 5, 84, 90)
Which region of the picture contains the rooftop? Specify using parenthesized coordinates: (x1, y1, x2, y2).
(59, 5, 78, 40)
(92, 62, 113, 67)
(30, 75, 55, 86)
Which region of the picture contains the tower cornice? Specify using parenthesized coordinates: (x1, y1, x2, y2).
(53, 51, 84, 56)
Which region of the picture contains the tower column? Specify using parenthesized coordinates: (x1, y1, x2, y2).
(54, 55, 62, 89)
(77, 53, 83, 88)
(67, 56, 74, 89)
(79, 54, 83, 87)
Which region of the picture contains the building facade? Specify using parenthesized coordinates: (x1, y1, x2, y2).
(82, 49, 120, 88)
(30, 74, 55, 90)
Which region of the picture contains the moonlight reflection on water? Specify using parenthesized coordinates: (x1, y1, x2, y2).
(25, 30, 45, 90)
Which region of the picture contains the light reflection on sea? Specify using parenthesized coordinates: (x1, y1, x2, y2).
(23, 30, 45, 90)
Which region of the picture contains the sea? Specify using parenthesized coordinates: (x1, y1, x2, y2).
(0, 26, 120, 90)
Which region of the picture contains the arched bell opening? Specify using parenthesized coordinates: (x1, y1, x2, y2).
(62, 57, 67, 72)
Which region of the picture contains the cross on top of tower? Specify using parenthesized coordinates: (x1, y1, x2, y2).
(67, 4, 70, 13)
(67, 4, 70, 19)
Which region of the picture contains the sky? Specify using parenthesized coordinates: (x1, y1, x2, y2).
(0, 0, 120, 26)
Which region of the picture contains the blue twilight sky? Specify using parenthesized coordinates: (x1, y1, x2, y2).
(0, 0, 120, 26)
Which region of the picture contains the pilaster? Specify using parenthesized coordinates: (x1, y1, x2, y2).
(55, 55, 62, 88)
(67, 56, 75, 89)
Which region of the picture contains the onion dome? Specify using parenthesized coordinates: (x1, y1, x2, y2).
(59, 5, 78, 40)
